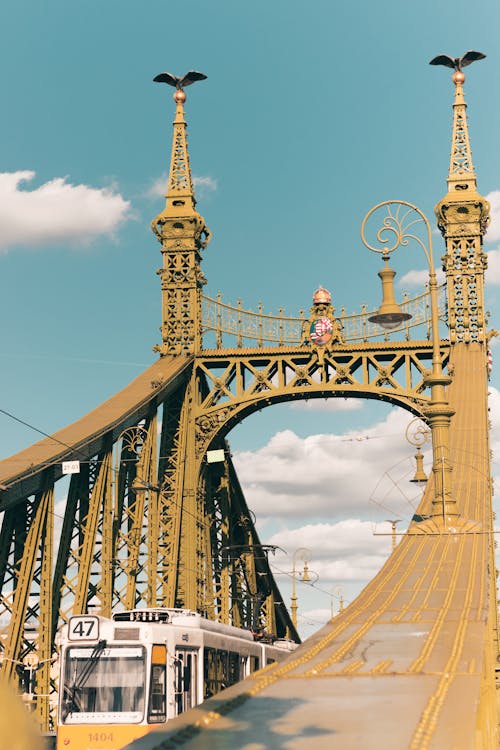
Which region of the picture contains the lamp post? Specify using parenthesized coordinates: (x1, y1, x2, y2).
(384, 519, 401, 552)
(361, 200, 457, 528)
(291, 547, 312, 629)
(406, 417, 430, 485)
(330, 585, 345, 617)
(222, 543, 283, 633)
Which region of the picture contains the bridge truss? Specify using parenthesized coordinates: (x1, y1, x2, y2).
(0, 64, 497, 748)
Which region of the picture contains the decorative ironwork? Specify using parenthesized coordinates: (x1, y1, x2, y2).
(433, 71, 490, 344)
(429, 51, 485, 182)
(451, 110, 473, 174)
(405, 417, 431, 448)
(361, 200, 434, 264)
(151, 78, 211, 356)
(192, 341, 450, 457)
(202, 287, 446, 348)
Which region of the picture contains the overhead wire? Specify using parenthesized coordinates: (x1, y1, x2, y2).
(1, 402, 497, 623)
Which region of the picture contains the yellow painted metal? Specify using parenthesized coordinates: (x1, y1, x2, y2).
(190, 341, 448, 472)
(130, 350, 496, 750)
(74, 450, 112, 613)
(209, 462, 231, 623)
(100, 452, 114, 618)
(435, 76, 490, 346)
(156, 388, 186, 606)
(35, 484, 54, 731)
(369, 258, 411, 329)
(1, 482, 53, 681)
(202, 281, 448, 348)
(159, 383, 192, 608)
(411, 448, 427, 483)
(0, 63, 495, 746)
(118, 65, 496, 749)
(113, 420, 159, 611)
(0, 481, 54, 729)
(146, 421, 159, 609)
(151, 92, 211, 356)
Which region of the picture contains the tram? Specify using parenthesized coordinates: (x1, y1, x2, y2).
(56, 608, 296, 750)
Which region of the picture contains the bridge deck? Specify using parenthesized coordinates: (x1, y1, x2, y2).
(0, 355, 191, 509)
(130, 343, 493, 750)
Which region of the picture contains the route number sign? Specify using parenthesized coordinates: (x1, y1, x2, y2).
(68, 615, 100, 641)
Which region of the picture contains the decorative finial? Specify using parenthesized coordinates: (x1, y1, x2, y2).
(151, 68, 209, 219)
(429, 51, 487, 199)
(429, 50, 486, 83)
(153, 70, 207, 102)
(312, 286, 332, 305)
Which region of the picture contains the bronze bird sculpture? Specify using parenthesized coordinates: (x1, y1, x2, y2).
(153, 71, 207, 89)
(429, 50, 486, 72)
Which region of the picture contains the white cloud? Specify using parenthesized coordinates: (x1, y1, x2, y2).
(233, 408, 427, 521)
(288, 398, 364, 413)
(489, 387, 500, 470)
(397, 191, 500, 284)
(193, 175, 217, 194)
(399, 268, 445, 287)
(265, 520, 395, 626)
(147, 173, 217, 199)
(486, 247, 500, 285)
(0, 171, 130, 250)
(147, 175, 167, 198)
(486, 191, 500, 244)
(268, 519, 391, 566)
(301, 608, 331, 627)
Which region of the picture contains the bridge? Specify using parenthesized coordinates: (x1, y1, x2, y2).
(0, 59, 497, 749)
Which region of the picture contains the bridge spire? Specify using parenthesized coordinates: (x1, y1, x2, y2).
(429, 50, 485, 197)
(446, 70, 477, 194)
(151, 73, 212, 356)
(165, 88, 197, 213)
(433, 57, 490, 345)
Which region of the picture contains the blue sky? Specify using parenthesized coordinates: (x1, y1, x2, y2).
(0, 0, 499, 637)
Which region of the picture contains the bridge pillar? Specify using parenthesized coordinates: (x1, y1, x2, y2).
(423, 373, 456, 521)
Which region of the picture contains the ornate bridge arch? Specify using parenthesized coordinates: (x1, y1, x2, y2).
(192, 339, 450, 460)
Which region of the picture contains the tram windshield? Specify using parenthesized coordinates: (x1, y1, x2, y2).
(61, 646, 146, 723)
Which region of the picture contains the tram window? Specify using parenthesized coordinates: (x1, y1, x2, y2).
(266, 658, 276, 666)
(239, 655, 246, 680)
(148, 645, 167, 723)
(249, 656, 259, 674)
(62, 646, 145, 721)
(174, 649, 198, 716)
(227, 651, 240, 685)
(148, 665, 166, 722)
(203, 648, 242, 699)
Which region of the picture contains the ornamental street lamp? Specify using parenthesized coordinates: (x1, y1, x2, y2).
(221, 544, 284, 633)
(406, 418, 430, 485)
(361, 200, 458, 528)
(290, 548, 318, 629)
(330, 585, 345, 618)
(384, 519, 401, 552)
(368, 259, 412, 330)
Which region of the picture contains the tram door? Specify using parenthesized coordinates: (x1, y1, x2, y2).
(174, 649, 198, 715)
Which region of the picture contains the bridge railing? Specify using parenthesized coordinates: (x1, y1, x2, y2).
(202, 285, 446, 348)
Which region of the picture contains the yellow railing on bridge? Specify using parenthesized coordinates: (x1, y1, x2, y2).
(202, 285, 446, 348)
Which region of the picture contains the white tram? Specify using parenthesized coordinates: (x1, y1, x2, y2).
(56, 608, 296, 750)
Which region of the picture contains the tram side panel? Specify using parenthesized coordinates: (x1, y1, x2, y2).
(56, 610, 295, 750)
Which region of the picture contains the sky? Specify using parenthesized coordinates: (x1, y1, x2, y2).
(0, 0, 499, 639)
